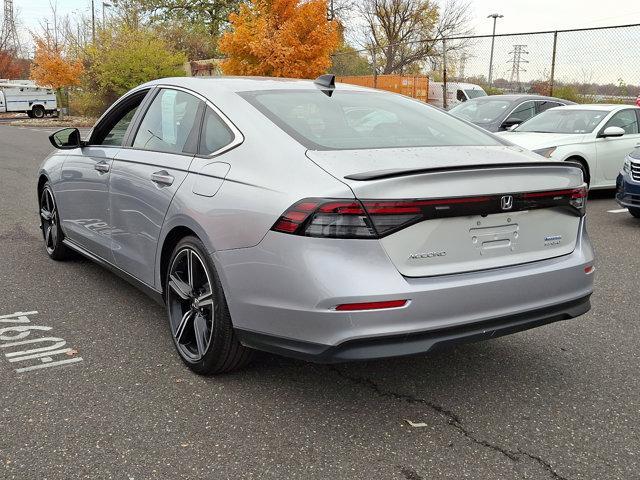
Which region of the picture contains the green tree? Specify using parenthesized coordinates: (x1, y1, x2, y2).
(83, 25, 186, 109)
(330, 44, 372, 76)
(119, 0, 244, 59)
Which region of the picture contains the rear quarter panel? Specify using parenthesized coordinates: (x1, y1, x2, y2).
(155, 89, 353, 289)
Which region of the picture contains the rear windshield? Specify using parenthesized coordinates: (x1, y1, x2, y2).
(240, 89, 502, 150)
(450, 99, 511, 123)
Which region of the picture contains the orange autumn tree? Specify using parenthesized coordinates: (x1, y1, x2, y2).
(219, 0, 340, 78)
(30, 39, 84, 116)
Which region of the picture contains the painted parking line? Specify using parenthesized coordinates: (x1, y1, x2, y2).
(607, 208, 628, 213)
(0, 311, 83, 374)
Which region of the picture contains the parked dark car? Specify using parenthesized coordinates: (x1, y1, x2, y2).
(449, 94, 576, 132)
(616, 147, 640, 218)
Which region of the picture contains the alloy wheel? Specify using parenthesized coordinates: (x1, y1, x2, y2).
(40, 187, 59, 255)
(167, 247, 215, 362)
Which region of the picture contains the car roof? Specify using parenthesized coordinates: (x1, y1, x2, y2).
(471, 94, 574, 103)
(141, 76, 372, 94)
(549, 104, 638, 111)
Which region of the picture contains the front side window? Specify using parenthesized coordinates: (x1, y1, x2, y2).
(92, 90, 148, 146)
(516, 109, 608, 134)
(133, 89, 201, 154)
(101, 108, 139, 146)
(240, 89, 501, 150)
(199, 107, 234, 155)
(603, 109, 639, 135)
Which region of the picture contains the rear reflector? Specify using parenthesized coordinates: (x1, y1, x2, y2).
(584, 265, 595, 275)
(335, 300, 408, 311)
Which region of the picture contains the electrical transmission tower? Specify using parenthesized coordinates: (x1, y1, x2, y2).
(2, 0, 20, 53)
(507, 44, 529, 89)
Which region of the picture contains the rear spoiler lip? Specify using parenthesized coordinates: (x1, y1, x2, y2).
(344, 161, 585, 181)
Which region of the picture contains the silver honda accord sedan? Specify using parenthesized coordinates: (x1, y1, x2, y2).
(38, 75, 595, 374)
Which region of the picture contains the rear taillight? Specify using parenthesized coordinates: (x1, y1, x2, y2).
(271, 199, 375, 238)
(522, 186, 588, 215)
(271, 188, 588, 239)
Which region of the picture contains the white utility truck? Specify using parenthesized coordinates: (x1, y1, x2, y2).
(0, 80, 57, 118)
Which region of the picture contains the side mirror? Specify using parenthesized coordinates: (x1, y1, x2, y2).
(600, 126, 625, 138)
(49, 128, 83, 149)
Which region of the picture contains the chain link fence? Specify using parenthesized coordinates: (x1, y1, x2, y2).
(333, 24, 640, 106)
(441, 23, 640, 103)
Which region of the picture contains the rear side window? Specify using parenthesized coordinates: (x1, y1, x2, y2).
(240, 89, 501, 150)
(133, 89, 202, 154)
(199, 107, 234, 155)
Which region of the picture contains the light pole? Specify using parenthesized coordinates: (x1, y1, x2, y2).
(102, 2, 112, 25)
(91, 0, 96, 42)
(487, 13, 503, 86)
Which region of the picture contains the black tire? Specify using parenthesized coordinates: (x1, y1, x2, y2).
(39, 183, 72, 260)
(32, 105, 45, 118)
(629, 207, 640, 218)
(165, 236, 253, 374)
(26, 111, 34, 118)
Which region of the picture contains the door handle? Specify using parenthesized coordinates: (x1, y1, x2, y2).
(151, 170, 174, 186)
(94, 161, 110, 173)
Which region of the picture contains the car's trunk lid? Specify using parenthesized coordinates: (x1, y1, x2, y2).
(306, 146, 585, 277)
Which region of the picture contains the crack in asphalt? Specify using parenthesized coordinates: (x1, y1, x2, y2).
(328, 366, 569, 480)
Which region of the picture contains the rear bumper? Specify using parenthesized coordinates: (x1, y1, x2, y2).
(616, 172, 640, 208)
(236, 295, 591, 362)
(215, 218, 594, 360)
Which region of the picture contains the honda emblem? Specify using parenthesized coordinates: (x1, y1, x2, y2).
(501, 195, 514, 210)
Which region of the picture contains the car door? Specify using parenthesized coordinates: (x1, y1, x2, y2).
(109, 87, 203, 286)
(57, 89, 150, 261)
(595, 108, 640, 181)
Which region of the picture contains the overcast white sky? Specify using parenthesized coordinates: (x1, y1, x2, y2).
(15, 0, 640, 35)
(11, 0, 640, 84)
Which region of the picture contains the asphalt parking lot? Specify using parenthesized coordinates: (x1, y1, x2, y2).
(0, 124, 638, 480)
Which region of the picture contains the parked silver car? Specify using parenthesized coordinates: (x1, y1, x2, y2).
(39, 76, 595, 374)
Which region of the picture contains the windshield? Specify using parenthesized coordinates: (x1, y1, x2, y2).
(515, 109, 607, 134)
(240, 89, 502, 150)
(450, 99, 511, 123)
(465, 89, 486, 99)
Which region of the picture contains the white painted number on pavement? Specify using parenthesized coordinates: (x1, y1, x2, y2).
(0, 311, 83, 373)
